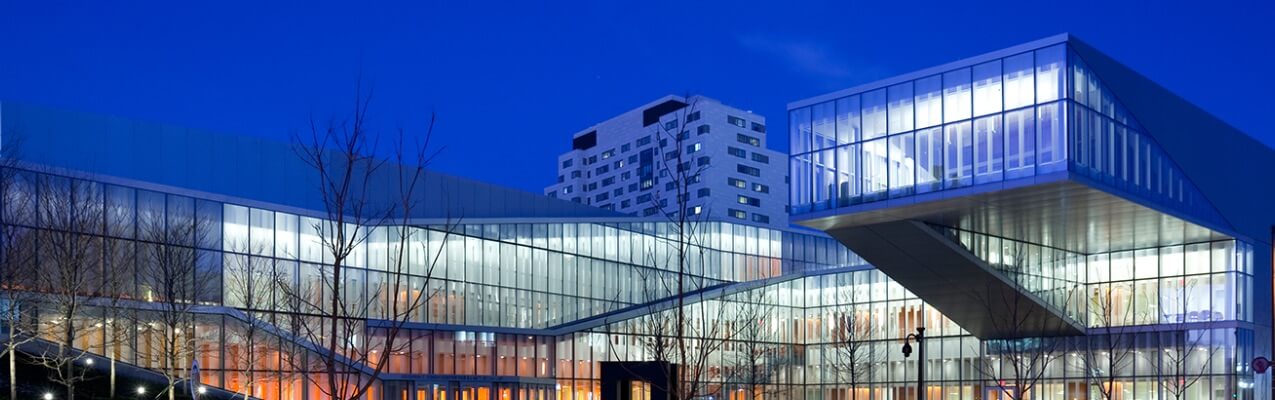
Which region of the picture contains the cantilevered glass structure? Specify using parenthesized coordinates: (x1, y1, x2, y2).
(790, 34, 1272, 399)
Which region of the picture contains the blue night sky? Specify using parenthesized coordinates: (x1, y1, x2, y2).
(2, 1, 1272, 194)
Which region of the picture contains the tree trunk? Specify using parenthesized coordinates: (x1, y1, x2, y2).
(110, 356, 117, 400)
(9, 346, 15, 400)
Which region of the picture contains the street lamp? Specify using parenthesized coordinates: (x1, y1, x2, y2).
(901, 327, 925, 400)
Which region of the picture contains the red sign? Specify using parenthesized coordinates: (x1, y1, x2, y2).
(1252, 357, 1271, 374)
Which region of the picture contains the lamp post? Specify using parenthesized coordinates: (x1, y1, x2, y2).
(901, 327, 925, 400)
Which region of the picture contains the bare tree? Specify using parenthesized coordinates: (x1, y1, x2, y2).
(631, 264, 676, 366)
(828, 274, 877, 400)
(277, 87, 447, 400)
(603, 95, 729, 400)
(100, 234, 136, 400)
(91, 175, 148, 400)
(645, 95, 732, 400)
(972, 281, 1078, 400)
(1084, 283, 1140, 400)
(1157, 277, 1217, 399)
(31, 176, 106, 400)
(0, 138, 38, 400)
(222, 247, 281, 399)
(134, 195, 216, 400)
(724, 289, 779, 400)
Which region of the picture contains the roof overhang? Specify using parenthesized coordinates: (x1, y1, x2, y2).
(795, 174, 1231, 254)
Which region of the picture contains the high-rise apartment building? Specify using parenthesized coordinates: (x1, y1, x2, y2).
(544, 95, 788, 228)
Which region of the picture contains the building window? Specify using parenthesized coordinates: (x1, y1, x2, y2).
(665, 151, 679, 161)
(621, 143, 631, 152)
(639, 149, 654, 190)
(557, 175, 564, 183)
(562, 159, 573, 168)
(613, 188, 623, 196)
(601, 149, 615, 159)
(628, 183, 638, 192)
(595, 193, 609, 201)
(751, 153, 770, 164)
(697, 188, 711, 198)
(728, 209, 747, 220)
(737, 133, 760, 147)
(697, 156, 710, 166)
(663, 120, 678, 130)
(636, 136, 651, 146)
(751, 122, 766, 133)
(615, 160, 625, 168)
(690, 205, 702, 215)
(571, 171, 582, 178)
(697, 125, 710, 135)
(727, 115, 747, 128)
(752, 183, 769, 193)
(728, 178, 746, 188)
(737, 195, 760, 207)
(737, 164, 761, 177)
(637, 194, 652, 203)
(621, 199, 631, 208)
(601, 177, 615, 186)
(665, 181, 676, 190)
(687, 174, 701, 184)
(643, 207, 658, 216)
(728, 147, 747, 158)
(751, 213, 770, 224)
(628, 154, 638, 164)
(687, 143, 702, 153)
(686, 111, 701, 123)
(596, 165, 609, 174)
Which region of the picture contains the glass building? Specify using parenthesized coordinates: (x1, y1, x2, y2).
(0, 34, 1269, 400)
(0, 102, 860, 400)
(789, 34, 1272, 399)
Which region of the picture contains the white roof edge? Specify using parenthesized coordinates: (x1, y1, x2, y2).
(568, 94, 761, 139)
(787, 33, 1073, 110)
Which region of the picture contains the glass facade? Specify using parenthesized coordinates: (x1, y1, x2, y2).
(788, 43, 1222, 227)
(1, 166, 869, 400)
(785, 38, 1268, 400)
(0, 37, 1265, 400)
(598, 256, 1257, 400)
(4, 162, 1263, 399)
(791, 44, 1069, 212)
